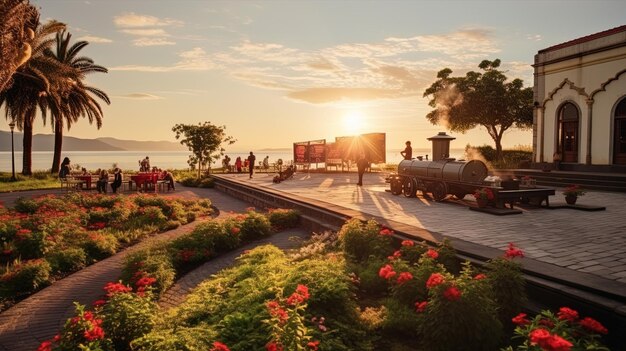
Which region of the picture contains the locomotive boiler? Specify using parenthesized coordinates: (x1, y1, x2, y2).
(388, 158, 488, 201)
(387, 132, 488, 201)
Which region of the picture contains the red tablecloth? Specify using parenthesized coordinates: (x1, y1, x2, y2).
(75, 175, 94, 189)
(131, 173, 160, 190)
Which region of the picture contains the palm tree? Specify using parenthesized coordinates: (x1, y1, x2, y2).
(0, 0, 38, 93)
(0, 19, 67, 175)
(44, 30, 109, 174)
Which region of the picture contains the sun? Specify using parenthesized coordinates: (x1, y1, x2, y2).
(342, 111, 365, 135)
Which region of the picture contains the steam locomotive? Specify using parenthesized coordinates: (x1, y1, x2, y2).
(387, 158, 488, 201)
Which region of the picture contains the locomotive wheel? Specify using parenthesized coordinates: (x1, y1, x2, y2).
(432, 182, 448, 202)
(390, 178, 402, 195)
(402, 177, 417, 198)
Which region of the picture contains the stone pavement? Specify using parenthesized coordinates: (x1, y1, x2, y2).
(222, 171, 626, 284)
(0, 187, 286, 351)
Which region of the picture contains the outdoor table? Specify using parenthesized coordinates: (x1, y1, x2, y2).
(494, 187, 556, 209)
(75, 175, 95, 190)
(130, 173, 159, 192)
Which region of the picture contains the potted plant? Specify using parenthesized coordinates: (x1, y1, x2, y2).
(473, 187, 495, 208)
(562, 184, 585, 205)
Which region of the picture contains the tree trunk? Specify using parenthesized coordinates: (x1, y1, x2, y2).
(495, 135, 503, 161)
(21, 117, 33, 176)
(51, 120, 62, 174)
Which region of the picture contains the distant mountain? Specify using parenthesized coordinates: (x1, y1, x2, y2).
(0, 131, 184, 152)
(96, 137, 186, 151)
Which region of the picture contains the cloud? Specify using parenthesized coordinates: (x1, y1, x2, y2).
(110, 47, 215, 72)
(527, 34, 542, 41)
(114, 13, 183, 28)
(116, 93, 163, 100)
(120, 29, 169, 37)
(133, 38, 176, 47)
(114, 12, 182, 47)
(77, 35, 112, 44)
(287, 87, 400, 104)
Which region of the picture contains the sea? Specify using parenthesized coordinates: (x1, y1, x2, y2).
(0, 149, 467, 172)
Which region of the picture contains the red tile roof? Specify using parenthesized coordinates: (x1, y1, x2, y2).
(539, 25, 626, 53)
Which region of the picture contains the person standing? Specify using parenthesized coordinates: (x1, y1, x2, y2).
(400, 141, 412, 160)
(356, 154, 369, 186)
(111, 168, 123, 193)
(248, 151, 256, 178)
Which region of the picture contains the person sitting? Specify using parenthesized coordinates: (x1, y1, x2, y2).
(162, 170, 175, 191)
(235, 157, 242, 173)
(59, 157, 71, 179)
(273, 165, 295, 183)
(111, 168, 123, 193)
(96, 169, 109, 193)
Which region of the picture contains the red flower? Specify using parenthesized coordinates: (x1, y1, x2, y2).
(378, 264, 396, 280)
(136, 276, 157, 289)
(401, 240, 414, 247)
(512, 313, 530, 326)
(267, 301, 289, 323)
(425, 249, 439, 259)
(546, 334, 573, 351)
(286, 284, 310, 305)
(210, 341, 231, 351)
(84, 325, 105, 341)
(230, 227, 241, 235)
(415, 301, 428, 313)
(379, 228, 393, 236)
(443, 286, 461, 301)
(396, 271, 413, 285)
(92, 299, 106, 307)
(529, 328, 551, 345)
(539, 318, 555, 329)
(37, 341, 52, 351)
(557, 307, 579, 322)
(307, 340, 320, 350)
(504, 242, 524, 259)
(387, 250, 401, 260)
(579, 317, 608, 335)
(104, 282, 132, 297)
(266, 341, 284, 351)
(473, 273, 487, 280)
(425, 273, 445, 289)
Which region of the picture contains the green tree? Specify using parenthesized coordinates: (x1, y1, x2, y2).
(423, 59, 533, 160)
(172, 122, 236, 178)
(44, 30, 109, 174)
(0, 19, 68, 175)
(0, 0, 38, 93)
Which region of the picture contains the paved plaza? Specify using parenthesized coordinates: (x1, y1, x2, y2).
(220, 171, 626, 285)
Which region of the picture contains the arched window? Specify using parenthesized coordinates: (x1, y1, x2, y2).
(558, 102, 579, 163)
(614, 98, 626, 165)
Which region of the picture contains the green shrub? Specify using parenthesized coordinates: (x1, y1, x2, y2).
(13, 197, 39, 214)
(339, 218, 393, 263)
(13, 230, 49, 259)
(100, 291, 159, 351)
(80, 232, 118, 261)
(46, 248, 87, 273)
(122, 243, 175, 296)
(355, 258, 389, 296)
(398, 241, 428, 265)
(127, 206, 169, 230)
(0, 259, 51, 298)
(266, 208, 300, 230)
(436, 239, 461, 274)
(382, 298, 420, 338)
(238, 211, 272, 241)
(485, 257, 527, 326)
(132, 328, 216, 351)
(417, 266, 503, 351)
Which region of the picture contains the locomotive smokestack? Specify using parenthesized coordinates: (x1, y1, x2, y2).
(427, 132, 456, 161)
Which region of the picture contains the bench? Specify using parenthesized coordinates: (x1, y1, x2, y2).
(60, 177, 83, 192)
(494, 188, 556, 209)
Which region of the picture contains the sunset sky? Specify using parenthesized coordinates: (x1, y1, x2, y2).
(8, 0, 626, 151)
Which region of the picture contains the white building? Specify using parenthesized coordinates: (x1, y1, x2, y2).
(533, 25, 626, 171)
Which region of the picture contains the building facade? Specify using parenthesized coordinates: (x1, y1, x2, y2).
(533, 25, 626, 171)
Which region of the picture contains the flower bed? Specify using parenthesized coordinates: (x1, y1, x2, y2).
(41, 218, 610, 351)
(0, 192, 212, 311)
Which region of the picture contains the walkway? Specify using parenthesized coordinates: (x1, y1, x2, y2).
(0, 187, 272, 351)
(220, 171, 626, 284)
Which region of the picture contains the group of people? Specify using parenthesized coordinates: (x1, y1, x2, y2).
(58, 156, 175, 193)
(224, 152, 260, 178)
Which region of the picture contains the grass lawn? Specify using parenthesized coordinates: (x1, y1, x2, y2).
(0, 172, 61, 193)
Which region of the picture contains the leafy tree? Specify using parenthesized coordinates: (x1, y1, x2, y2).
(172, 122, 236, 178)
(0, 19, 68, 175)
(44, 30, 109, 174)
(0, 0, 38, 93)
(423, 59, 533, 160)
